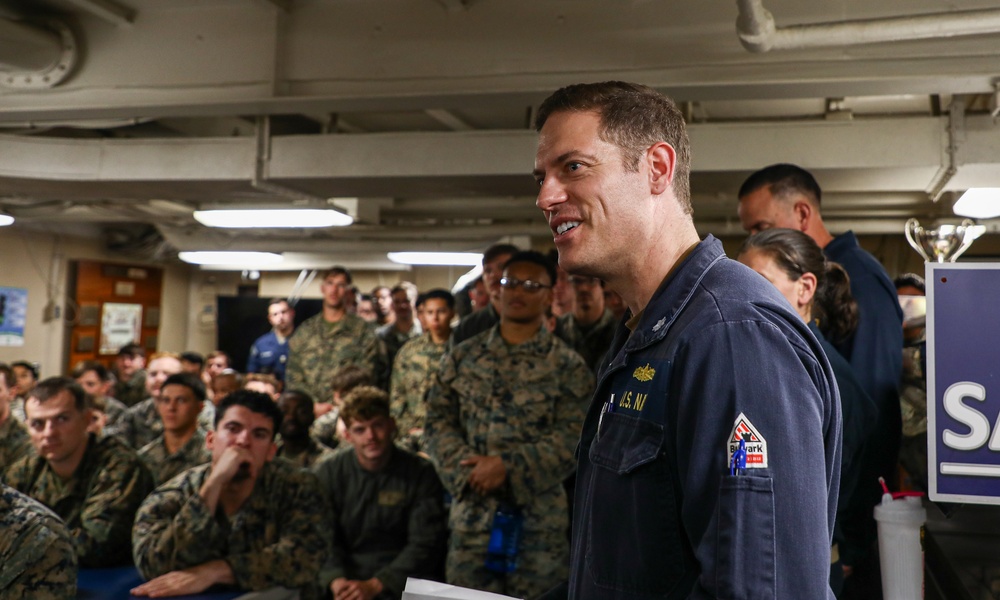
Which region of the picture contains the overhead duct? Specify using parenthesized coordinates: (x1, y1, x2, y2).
(736, 0, 1000, 52)
(0, 18, 77, 88)
(249, 115, 357, 221)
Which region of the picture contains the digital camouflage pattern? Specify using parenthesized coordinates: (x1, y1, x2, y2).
(448, 304, 499, 350)
(1, 415, 34, 470)
(311, 408, 342, 449)
(97, 395, 129, 428)
(275, 436, 336, 470)
(10, 397, 25, 423)
(390, 333, 448, 454)
(446, 528, 569, 600)
(5, 433, 154, 567)
(137, 428, 212, 485)
(132, 458, 330, 599)
(0, 483, 78, 599)
(556, 309, 618, 373)
(105, 397, 215, 450)
(378, 321, 422, 376)
(114, 369, 149, 408)
(424, 325, 593, 597)
(286, 312, 387, 401)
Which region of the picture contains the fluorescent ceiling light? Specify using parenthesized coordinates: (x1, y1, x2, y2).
(193, 208, 353, 228)
(178, 251, 283, 266)
(954, 188, 1000, 219)
(387, 252, 484, 266)
(0, 214, 13, 226)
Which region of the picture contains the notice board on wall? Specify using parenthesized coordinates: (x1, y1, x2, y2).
(0, 286, 27, 347)
(67, 261, 162, 375)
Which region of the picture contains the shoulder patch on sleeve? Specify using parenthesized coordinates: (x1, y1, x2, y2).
(729, 412, 768, 468)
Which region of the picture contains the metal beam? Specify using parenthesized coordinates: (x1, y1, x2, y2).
(425, 109, 474, 131)
(0, 116, 960, 190)
(1, 67, 998, 124)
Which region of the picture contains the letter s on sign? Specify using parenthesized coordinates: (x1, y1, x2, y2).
(942, 382, 994, 451)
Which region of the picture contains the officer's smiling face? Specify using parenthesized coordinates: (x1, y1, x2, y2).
(534, 110, 656, 281)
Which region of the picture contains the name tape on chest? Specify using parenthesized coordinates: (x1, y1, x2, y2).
(728, 413, 768, 468)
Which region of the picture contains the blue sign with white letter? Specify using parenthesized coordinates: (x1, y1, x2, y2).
(928, 263, 1000, 505)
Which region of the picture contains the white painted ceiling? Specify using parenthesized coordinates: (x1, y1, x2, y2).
(1, 0, 999, 270)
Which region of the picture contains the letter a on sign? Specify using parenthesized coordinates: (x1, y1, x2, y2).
(728, 413, 768, 468)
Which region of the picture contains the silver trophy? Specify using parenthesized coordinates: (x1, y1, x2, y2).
(904, 218, 980, 263)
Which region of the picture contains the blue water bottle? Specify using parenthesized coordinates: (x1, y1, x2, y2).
(484, 504, 523, 573)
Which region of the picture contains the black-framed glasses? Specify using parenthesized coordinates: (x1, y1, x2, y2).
(499, 277, 552, 292)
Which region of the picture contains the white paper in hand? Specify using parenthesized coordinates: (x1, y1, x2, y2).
(401, 578, 523, 600)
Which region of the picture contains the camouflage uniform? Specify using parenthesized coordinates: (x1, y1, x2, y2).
(105, 397, 215, 450)
(424, 325, 593, 599)
(556, 309, 618, 373)
(5, 433, 154, 567)
(137, 428, 212, 486)
(311, 408, 342, 449)
(1, 415, 34, 470)
(132, 458, 330, 599)
(275, 437, 336, 470)
(0, 483, 78, 599)
(390, 333, 448, 454)
(286, 312, 388, 400)
(899, 336, 928, 490)
(114, 369, 149, 407)
(10, 396, 26, 423)
(377, 321, 422, 376)
(98, 395, 129, 428)
(449, 304, 498, 350)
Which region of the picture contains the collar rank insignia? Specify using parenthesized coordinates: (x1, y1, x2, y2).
(652, 317, 667, 332)
(632, 363, 655, 382)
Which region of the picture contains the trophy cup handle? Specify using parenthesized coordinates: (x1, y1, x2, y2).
(951, 219, 978, 262)
(904, 218, 931, 262)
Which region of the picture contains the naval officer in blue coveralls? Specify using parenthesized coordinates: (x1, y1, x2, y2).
(247, 298, 295, 382)
(533, 81, 842, 599)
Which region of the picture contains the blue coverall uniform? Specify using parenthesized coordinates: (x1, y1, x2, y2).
(568, 236, 842, 600)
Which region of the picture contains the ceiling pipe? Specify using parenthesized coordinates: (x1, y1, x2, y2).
(0, 18, 77, 88)
(249, 116, 354, 222)
(925, 98, 964, 202)
(736, 0, 1000, 52)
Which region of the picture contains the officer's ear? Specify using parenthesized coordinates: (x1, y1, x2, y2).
(646, 142, 676, 196)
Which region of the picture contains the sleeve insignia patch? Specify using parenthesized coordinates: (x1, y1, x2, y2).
(728, 412, 768, 468)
